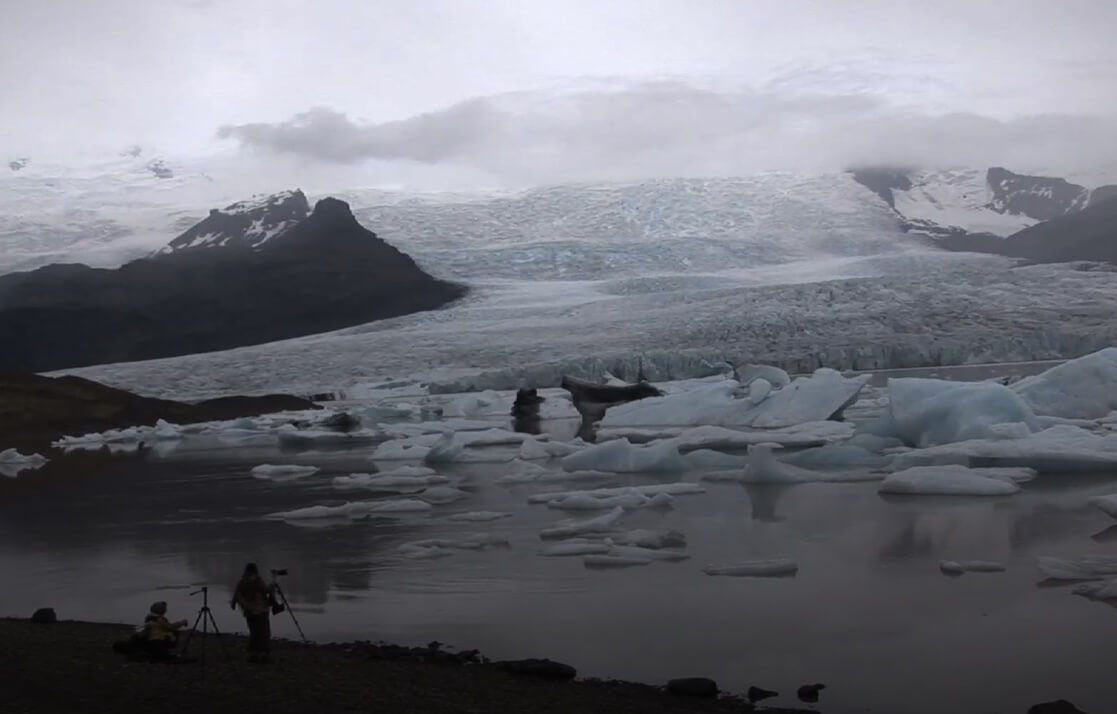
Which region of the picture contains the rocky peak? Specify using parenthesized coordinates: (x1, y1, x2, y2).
(157, 189, 311, 254)
(985, 167, 1090, 221)
(848, 167, 913, 209)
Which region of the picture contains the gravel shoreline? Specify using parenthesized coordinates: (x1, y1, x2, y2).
(3, 617, 821, 714)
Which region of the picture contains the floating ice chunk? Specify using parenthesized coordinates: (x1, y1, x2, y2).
(745, 369, 870, 428)
(1073, 579, 1117, 601)
(402, 533, 509, 552)
(519, 437, 552, 461)
(786, 444, 891, 470)
(372, 440, 431, 461)
(601, 370, 868, 428)
(442, 391, 501, 418)
(519, 436, 583, 460)
(446, 510, 513, 522)
(383, 419, 497, 438)
(748, 378, 773, 405)
(423, 432, 465, 464)
(1036, 555, 1117, 581)
(545, 489, 674, 511)
(333, 467, 447, 492)
(674, 421, 855, 449)
(611, 529, 687, 549)
(879, 466, 1025, 496)
(276, 424, 380, 447)
(539, 506, 625, 539)
(0, 448, 48, 466)
(419, 485, 470, 504)
(528, 482, 705, 504)
(883, 378, 1039, 448)
(495, 459, 550, 484)
(740, 364, 791, 388)
(604, 543, 690, 561)
(890, 425, 1117, 473)
(583, 554, 652, 568)
(1091, 494, 1117, 519)
(269, 502, 372, 521)
(741, 444, 879, 483)
(539, 540, 612, 557)
(399, 544, 454, 560)
(939, 560, 1007, 575)
(250, 464, 320, 481)
(682, 449, 747, 470)
(703, 559, 799, 577)
(1012, 348, 1117, 419)
(560, 438, 685, 473)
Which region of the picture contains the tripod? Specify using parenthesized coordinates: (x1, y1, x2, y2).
(270, 575, 309, 645)
(179, 586, 230, 671)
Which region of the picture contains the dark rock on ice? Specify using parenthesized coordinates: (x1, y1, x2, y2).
(31, 608, 57, 624)
(665, 677, 719, 698)
(511, 387, 545, 435)
(496, 658, 577, 681)
(796, 683, 826, 702)
(747, 685, 779, 702)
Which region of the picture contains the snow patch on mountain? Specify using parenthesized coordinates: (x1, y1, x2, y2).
(156, 189, 309, 253)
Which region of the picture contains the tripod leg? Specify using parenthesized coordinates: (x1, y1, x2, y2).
(180, 607, 206, 654)
(204, 609, 231, 659)
(276, 586, 310, 644)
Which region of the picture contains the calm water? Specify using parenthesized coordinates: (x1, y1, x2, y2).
(3, 360, 1115, 714)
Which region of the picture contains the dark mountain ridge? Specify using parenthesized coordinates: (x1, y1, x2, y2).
(0, 192, 468, 373)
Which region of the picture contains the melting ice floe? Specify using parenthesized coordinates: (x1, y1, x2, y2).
(250, 464, 320, 481)
(332, 466, 447, 492)
(0, 448, 48, 478)
(1036, 555, 1117, 581)
(600, 369, 869, 428)
(1012, 347, 1117, 419)
(596, 421, 855, 450)
(560, 438, 685, 473)
(494, 459, 616, 485)
(445, 510, 513, 522)
(539, 506, 626, 539)
(703, 559, 799, 577)
(939, 560, 1007, 575)
(879, 465, 1036, 496)
(397, 533, 510, 559)
(734, 444, 881, 483)
(268, 498, 432, 521)
(545, 490, 675, 511)
(889, 425, 1117, 473)
(527, 483, 706, 505)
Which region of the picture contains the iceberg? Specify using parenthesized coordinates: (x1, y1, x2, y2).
(539, 540, 612, 557)
(879, 465, 1032, 496)
(603, 543, 690, 562)
(939, 560, 1007, 575)
(703, 559, 799, 577)
(883, 377, 1039, 447)
(748, 378, 773, 405)
(611, 529, 687, 549)
(786, 444, 891, 470)
(1013, 348, 1117, 419)
(250, 464, 320, 482)
(539, 506, 626, 539)
(544, 489, 674, 511)
(890, 425, 1117, 473)
(275, 424, 380, 447)
(560, 438, 686, 473)
(419, 485, 470, 504)
(598, 421, 856, 451)
(740, 444, 880, 483)
(1073, 579, 1117, 601)
(1037, 555, 1117, 581)
(268, 498, 432, 521)
(527, 482, 706, 505)
(0, 448, 49, 477)
(445, 510, 513, 522)
(599, 369, 869, 428)
(332, 466, 446, 492)
(583, 554, 652, 568)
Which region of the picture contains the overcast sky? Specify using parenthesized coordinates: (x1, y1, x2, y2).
(3, 0, 1116, 180)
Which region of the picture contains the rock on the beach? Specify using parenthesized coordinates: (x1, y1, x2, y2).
(1029, 701, 1089, 714)
(665, 677, 719, 698)
(797, 683, 826, 702)
(31, 608, 57, 624)
(747, 685, 779, 702)
(496, 658, 577, 681)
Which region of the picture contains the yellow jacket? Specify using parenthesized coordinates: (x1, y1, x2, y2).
(144, 614, 186, 641)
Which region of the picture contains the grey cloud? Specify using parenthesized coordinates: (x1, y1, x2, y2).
(215, 81, 1117, 184)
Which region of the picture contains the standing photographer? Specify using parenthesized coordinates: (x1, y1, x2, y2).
(230, 562, 276, 662)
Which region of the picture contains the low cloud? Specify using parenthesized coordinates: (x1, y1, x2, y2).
(216, 80, 1117, 184)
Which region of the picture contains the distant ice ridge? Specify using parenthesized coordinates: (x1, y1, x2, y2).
(55, 260, 1117, 401)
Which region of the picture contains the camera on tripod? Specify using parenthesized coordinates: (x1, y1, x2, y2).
(270, 568, 288, 577)
(268, 568, 288, 615)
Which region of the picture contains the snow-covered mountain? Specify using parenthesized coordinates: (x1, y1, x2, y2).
(156, 189, 309, 253)
(851, 166, 1117, 242)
